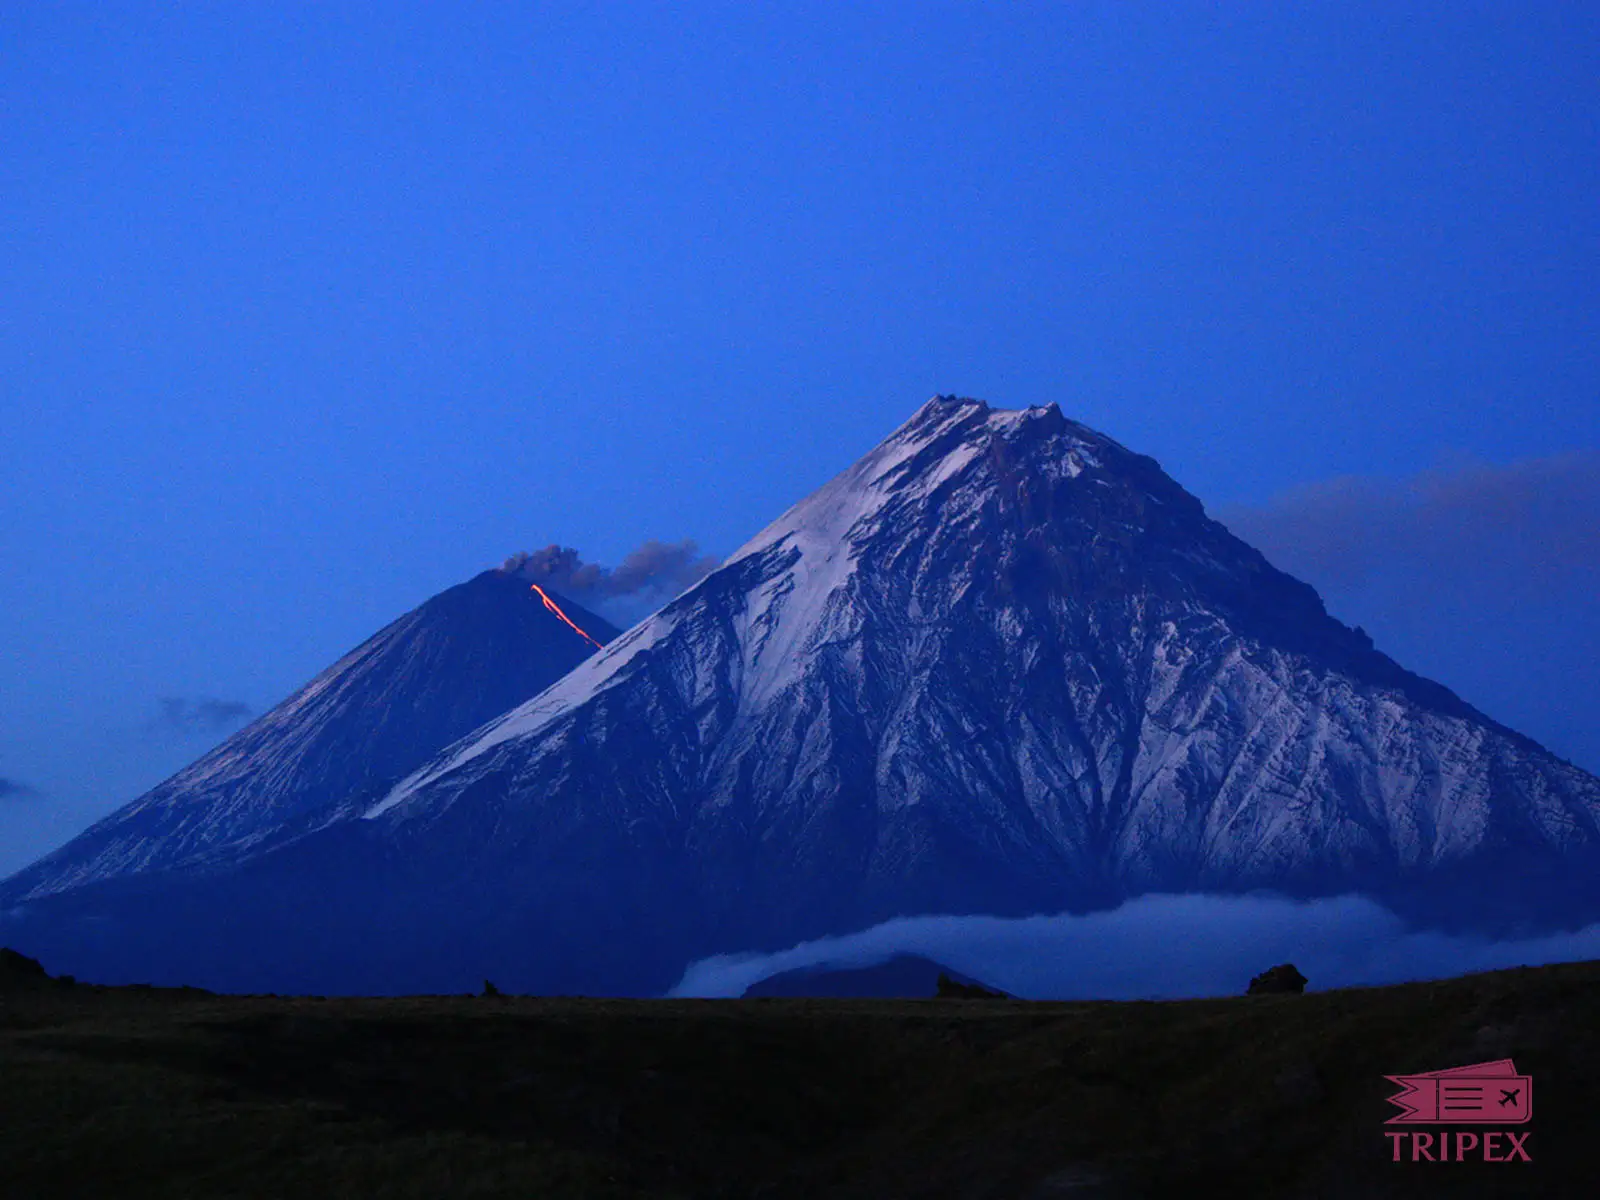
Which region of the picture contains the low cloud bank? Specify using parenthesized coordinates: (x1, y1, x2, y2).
(669, 893, 1600, 999)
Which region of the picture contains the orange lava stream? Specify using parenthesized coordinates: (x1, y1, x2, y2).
(530, 583, 605, 651)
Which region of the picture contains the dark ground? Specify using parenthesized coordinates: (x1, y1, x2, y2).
(3, 955, 1595, 1198)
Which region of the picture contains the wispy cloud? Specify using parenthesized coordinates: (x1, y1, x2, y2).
(670, 893, 1600, 999)
(1218, 451, 1600, 595)
(149, 697, 253, 738)
(0, 777, 41, 802)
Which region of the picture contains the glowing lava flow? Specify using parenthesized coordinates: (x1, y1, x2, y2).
(530, 583, 605, 651)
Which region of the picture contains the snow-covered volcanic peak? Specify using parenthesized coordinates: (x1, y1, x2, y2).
(717, 398, 1119, 674)
(364, 396, 1071, 816)
(725, 394, 1106, 564)
(364, 395, 1280, 823)
(7, 394, 1600, 997)
(1, 570, 619, 904)
(365, 393, 1599, 899)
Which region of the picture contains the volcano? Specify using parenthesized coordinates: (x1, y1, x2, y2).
(0, 570, 619, 906)
(5, 397, 1598, 995)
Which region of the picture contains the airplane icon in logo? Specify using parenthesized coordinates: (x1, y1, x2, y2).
(1385, 1060, 1532, 1124)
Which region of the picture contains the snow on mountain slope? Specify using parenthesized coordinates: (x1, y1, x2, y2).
(366, 398, 1117, 819)
(6, 396, 1598, 996)
(0, 571, 619, 905)
(354, 396, 1600, 944)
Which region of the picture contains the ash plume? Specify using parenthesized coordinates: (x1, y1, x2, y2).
(501, 540, 721, 620)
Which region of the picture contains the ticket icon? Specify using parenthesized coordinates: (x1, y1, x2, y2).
(1385, 1058, 1532, 1124)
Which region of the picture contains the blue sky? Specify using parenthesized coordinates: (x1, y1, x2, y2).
(2, 3, 1596, 876)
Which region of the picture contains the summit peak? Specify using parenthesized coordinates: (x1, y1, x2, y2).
(8, 395, 1598, 998)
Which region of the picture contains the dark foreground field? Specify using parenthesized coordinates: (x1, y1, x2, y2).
(3, 958, 1596, 1199)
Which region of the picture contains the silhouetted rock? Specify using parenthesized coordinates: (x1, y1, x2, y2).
(1, 946, 51, 987)
(1247, 963, 1308, 995)
(482, 979, 501, 998)
(936, 972, 1010, 999)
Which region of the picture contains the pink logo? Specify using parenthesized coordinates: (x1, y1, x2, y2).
(1385, 1059, 1532, 1125)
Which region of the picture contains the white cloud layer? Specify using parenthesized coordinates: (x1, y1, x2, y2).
(669, 893, 1600, 999)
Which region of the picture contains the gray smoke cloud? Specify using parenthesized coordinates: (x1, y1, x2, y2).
(501, 540, 721, 617)
(670, 893, 1600, 999)
(0, 777, 41, 802)
(150, 697, 254, 738)
(1218, 451, 1600, 595)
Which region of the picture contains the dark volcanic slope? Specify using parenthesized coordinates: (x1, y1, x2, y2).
(336, 397, 1599, 984)
(0, 570, 619, 905)
(5, 397, 1598, 997)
